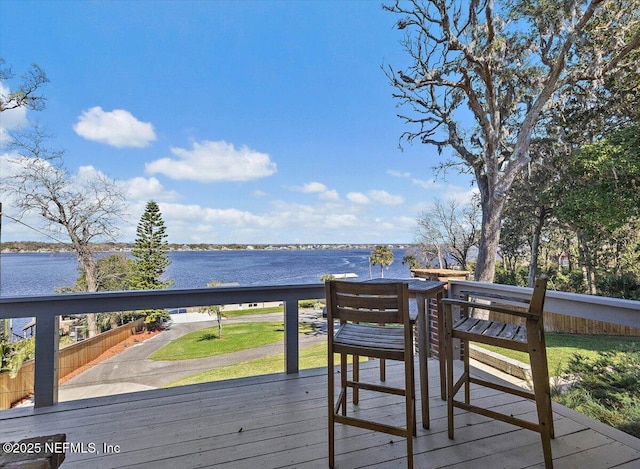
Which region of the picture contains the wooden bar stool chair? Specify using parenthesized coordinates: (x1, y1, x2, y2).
(441, 277, 555, 468)
(326, 280, 416, 469)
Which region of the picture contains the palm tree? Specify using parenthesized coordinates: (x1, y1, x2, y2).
(369, 246, 394, 278)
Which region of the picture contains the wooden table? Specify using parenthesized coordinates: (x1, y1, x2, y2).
(365, 278, 446, 429)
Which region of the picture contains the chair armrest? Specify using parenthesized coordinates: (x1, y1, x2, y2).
(441, 298, 538, 320)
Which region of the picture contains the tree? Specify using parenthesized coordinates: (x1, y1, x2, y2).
(199, 280, 223, 337)
(0, 58, 49, 112)
(130, 201, 171, 290)
(59, 254, 136, 330)
(130, 201, 172, 329)
(1, 126, 126, 337)
(416, 198, 480, 270)
(385, 0, 640, 282)
(499, 40, 640, 287)
(554, 123, 640, 293)
(369, 245, 394, 278)
(500, 160, 556, 287)
(401, 255, 420, 270)
(63, 253, 134, 293)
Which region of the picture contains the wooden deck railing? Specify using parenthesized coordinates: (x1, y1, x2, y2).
(0, 284, 326, 408)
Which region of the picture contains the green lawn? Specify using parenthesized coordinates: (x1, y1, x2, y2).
(149, 322, 311, 361)
(164, 342, 368, 387)
(215, 300, 319, 318)
(221, 306, 283, 318)
(477, 333, 639, 374)
(149, 321, 312, 361)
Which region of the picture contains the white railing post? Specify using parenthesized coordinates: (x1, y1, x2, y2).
(33, 313, 59, 408)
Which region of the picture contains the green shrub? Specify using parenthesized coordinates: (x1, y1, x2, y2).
(555, 346, 640, 438)
(597, 272, 640, 300)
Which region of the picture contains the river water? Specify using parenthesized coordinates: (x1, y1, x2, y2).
(1, 248, 413, 333)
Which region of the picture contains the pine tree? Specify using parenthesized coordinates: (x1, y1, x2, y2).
(130, 201, 172, 329)
(131, 201, 172, 290)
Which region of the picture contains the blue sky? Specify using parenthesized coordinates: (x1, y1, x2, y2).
(0, 0, 475, 245)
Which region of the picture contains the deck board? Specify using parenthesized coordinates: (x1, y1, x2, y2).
(1, 359, 639, 468)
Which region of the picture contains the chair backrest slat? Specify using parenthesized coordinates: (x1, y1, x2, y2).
(326, 280, 409, 325)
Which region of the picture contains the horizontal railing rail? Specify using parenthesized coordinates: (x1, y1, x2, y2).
(0, 284, 326, 408)
(449, 280, 640, 328)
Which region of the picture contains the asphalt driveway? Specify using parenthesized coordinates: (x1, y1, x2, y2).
(58, 310, 326, 402)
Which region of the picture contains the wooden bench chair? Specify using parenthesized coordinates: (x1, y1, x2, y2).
(326, 280, 416, 468)
(441, 277, 555, 468)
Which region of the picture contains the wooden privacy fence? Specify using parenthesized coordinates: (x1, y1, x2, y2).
(0, 318, 144, 410)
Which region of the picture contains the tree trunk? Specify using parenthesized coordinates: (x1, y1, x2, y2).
(475, 196, 506, 283)
(577, 232, 597, 294)
(77, 250, 99, 338)
(528, 208, 546, 287)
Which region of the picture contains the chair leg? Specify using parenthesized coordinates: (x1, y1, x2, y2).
(340, 353, 348, 416)
(437, 292, 447, 401)
(404, 352, 414, 469)
(463, 339, 470, 405)
(446, 329, 455, 439)
(528, 334, 554, 468)
(353, 354, 360, 405)
(380, 357, 386, 381)
(411, 358, 417, 435)
(328, 344, 335, 467)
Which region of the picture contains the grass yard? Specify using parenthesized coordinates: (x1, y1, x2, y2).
(165, 342, 369, 387)
(477, 333, 639, 374)
(221, 306, 283, 318)
(214, 300, 319, 318)
(149, 322, 313, 361)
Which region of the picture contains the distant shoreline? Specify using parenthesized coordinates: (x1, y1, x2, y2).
(1, 242, 414, 254)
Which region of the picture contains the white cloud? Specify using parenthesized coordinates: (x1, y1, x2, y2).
(319, 190, 339, 201)
(368, 190, 404, 206)
(126, 176, 180, 202)
(146, 140, 276, 182)
(347, 192, 370, 204)
(325, 213, 360, 228)
(73, 106, 156, 148)
(294, 181, 339, 201)
(299, 182, 328, 193)
(387, 169, 440, 190)
(443, 186, 479, 205)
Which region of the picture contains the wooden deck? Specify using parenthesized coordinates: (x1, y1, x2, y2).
(2, 359, 639, 468)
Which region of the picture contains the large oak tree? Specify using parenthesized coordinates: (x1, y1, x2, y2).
(385, 0, 640, 281)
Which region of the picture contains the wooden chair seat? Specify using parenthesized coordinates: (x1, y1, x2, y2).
(334, 323, 405, 359)
(451, 317, 529, 350)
